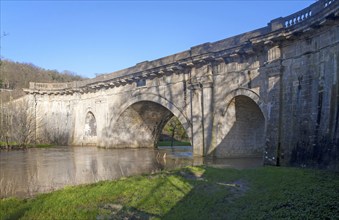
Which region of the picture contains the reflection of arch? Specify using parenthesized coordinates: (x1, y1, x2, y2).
(84, 111, 97, 137)
(215, 89, 266, 158)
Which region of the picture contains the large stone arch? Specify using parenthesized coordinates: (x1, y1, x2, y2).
(101, 92, 192, 149)
(213, 88, 266, 157)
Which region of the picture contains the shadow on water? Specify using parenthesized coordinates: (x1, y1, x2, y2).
(0, 146, 262, 198)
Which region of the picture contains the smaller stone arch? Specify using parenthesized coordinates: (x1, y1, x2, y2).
(221, 88, 265, 118)
(85, 111, 97, 136)
(83, 111, 97, 145)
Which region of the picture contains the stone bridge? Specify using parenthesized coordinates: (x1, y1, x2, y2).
(24, 0, 338, 166)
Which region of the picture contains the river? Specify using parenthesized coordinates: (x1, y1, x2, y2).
(0, 146, 262, 198)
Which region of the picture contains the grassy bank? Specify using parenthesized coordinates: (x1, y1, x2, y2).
(1, 166, 338, 219)
(0, 142, 54, 149)
(32, 144, 54, 148)
(157, 140, 191, 146)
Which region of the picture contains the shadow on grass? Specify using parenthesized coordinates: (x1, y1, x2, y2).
(0, 198, 32, 220)
(162, 166, 339, 220)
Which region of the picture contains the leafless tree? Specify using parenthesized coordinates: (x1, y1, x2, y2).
(0, 98, 40, 148)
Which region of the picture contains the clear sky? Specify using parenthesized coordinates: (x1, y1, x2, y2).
(1, 0, 315, 79)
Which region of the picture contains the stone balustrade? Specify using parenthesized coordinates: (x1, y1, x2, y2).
(29, 82, 67, 90)
(284, 0, 337, 27)
(284, 7, 313, 28)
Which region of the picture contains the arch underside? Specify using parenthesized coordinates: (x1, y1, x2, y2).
(215, 95, 266, 158)
(107, 101, 177, 148)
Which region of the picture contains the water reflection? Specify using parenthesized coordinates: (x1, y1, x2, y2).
(0, 146, 262, 198)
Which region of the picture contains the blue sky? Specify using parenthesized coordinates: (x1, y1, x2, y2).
(1, 1, 315, 78)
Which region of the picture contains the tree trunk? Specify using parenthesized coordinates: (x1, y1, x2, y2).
(171, 127, 176, 151)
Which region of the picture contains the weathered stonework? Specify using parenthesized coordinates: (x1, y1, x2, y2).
(23, 0, 338, 168)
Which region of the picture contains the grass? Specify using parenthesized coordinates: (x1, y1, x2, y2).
(0, 142, 54, 149)
(0, 141, 17, 147)
(31, 144, 54, 148)
(1, 166, 338, 219)
(157, 140, 191, 146)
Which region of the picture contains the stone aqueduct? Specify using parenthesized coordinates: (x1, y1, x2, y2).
(24, 0, 338, 166)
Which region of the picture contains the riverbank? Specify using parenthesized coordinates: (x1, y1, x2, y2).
(157, 140, 191, 146)
(0, 142, 54, 150)
(1, 165, 338, 219)
(0, 140, 187, 150)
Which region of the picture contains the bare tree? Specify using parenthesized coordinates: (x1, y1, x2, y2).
(0, 98, 39, 148)
(0, 101, 10, 147)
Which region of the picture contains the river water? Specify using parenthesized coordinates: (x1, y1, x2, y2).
(0, 146, 262, 198)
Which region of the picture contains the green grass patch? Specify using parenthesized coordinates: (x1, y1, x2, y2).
(1, 166, 338, 219)
(0, 141, 17, 147)
(157, 140, 191, 146)
(0, 141, 54, 149)
(30, 144, 54, 148)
